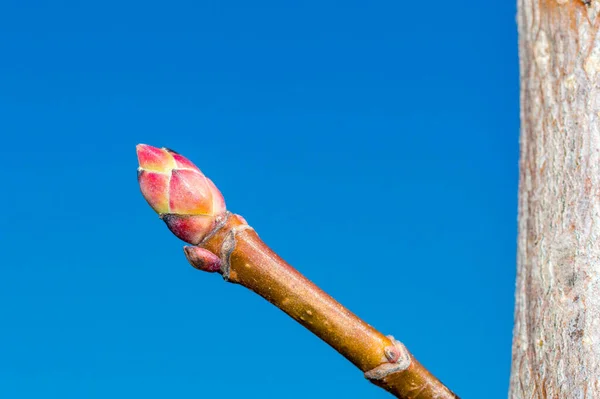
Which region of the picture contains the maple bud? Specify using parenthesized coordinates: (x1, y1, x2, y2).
(136, 144, 226, 244)
(183, 246, 222, 272)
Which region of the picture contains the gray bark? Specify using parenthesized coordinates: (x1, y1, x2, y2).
(511, 1, 600, 397)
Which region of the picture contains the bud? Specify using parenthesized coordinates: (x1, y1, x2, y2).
(183, 246, 222, 272)
(136, 144, 226, 244)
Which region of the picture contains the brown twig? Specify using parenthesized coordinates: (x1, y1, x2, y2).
(187, 212, 459, 399)
(136, 144, 459, 398)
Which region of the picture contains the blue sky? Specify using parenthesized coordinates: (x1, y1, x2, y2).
(0, 1, 518, 398)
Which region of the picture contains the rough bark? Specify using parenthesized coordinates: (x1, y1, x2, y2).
(512, 0, 600, 397)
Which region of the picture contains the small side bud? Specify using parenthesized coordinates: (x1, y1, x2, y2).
(183, 246, 222, 273)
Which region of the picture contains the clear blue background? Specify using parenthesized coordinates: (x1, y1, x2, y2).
(0, 1, 518, 398)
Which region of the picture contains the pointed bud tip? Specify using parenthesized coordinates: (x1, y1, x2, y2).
(136, 143, 158, 161)
(136, 144, 175, 172)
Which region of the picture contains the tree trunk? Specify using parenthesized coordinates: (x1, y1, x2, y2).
(512, 1, 600, 397)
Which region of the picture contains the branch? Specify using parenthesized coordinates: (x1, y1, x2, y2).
(136, 144, 459, 399)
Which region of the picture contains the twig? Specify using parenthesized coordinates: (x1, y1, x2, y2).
(136, 144, 459, 398)
(186, 212, 458, 398)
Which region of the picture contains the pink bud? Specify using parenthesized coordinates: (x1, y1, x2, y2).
(183, 246, 222, 272)
(169, 169, 213, 215)
(136, 144, 227, 244)
(137, 170, 170, 214)
(161, 214, 216, 245)
(137, 144, 176, 172)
